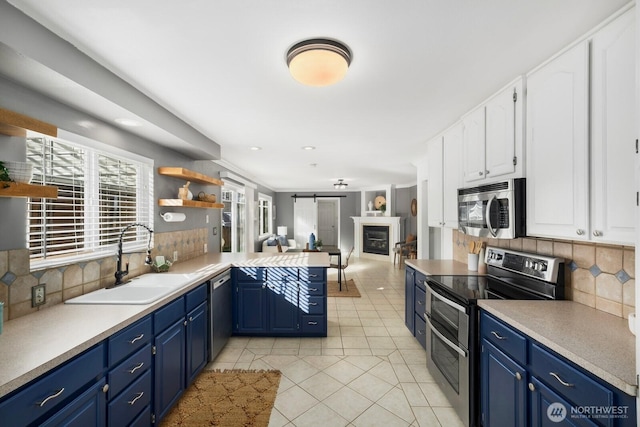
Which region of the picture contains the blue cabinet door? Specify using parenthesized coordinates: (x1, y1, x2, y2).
(40, 378, 107, 427)
(235, 282, 268, 333)
(154, 319, 186, 422)
(530, 376, 598, 427)
(268, 282, 299, 333)
(481, 338, 526, 427)
(186, 300, 209, 386)
(405, 267, 415, 334)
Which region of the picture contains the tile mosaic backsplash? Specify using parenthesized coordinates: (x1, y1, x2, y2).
(0, 228, 208, 321)
(452, 230, 635, 319)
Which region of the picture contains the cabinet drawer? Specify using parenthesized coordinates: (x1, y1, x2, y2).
(301, 315, 326, 334)
(300, 282, 325, 296)
(414, 312, 427, 350)
(306, 267, 326, 282)
(414, 285, 426, 317)
(303, 296, 324, 315)
(529, 342, 613, 410)
(109, 316, 152, 366)
(186, 283, 207, 312)
(0, 343, 105, 427)
(234, 266, 263, 283)
(154, 297, 186, 333)
(108, 370, 152, 427)
(415, 272, 427, 290)
(481, 312, 526, 364)
(266, 267, 299, 282)
(108, 344, 152, 399)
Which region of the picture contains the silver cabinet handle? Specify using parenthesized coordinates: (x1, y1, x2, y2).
(308, 321, 318, 325)
(417, 300, 423, 305)
(593, 230, 602, 237)
(491, 331, 506, 340)
(128, 392, 144, 405)
(128, 362, 145, 374)
(102, 384, 110, 394)
(528, 383, 535, 391)
(128, 334, 144, 344)
(549, 372, 574, 387)
(309, 287, 318, 292)
(486, 170, 490, 175)
(309, 302, 318, 306)
(515, 372, 522, 381)
(576, 229, 585, 236)
(189, 317, 194, 322)
(479, 171, 483, 176)
(183, 320, 188, 326)
(309, 274, 318, 277)
(417, 329, 424, 335)
(37, 388, 65, 407)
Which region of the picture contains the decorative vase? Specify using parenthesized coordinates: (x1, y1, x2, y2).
(368, 200, 373, 211)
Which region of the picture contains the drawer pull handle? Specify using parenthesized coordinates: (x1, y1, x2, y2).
(310, 274, 318, 277)
(308, 321, 318, 325)
(549, 372, 574, 387)
(309, 287, 318, 292)
(515, 372, 522, 381)
(128, 334, 144, 344)
(128, 392, 144, 405)
(128, 362, 145, 374)
(38, 388, 65, 407)
(309, 302, 318, 306)
(491, 331, 506, 340)
(417, 301, 423, 305)
(417, 329, 424, 335)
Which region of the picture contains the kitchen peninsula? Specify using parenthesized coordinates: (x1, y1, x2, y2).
(0, 251, 329, 426)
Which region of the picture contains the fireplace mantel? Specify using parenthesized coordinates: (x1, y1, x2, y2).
(352, 216, 402, 262)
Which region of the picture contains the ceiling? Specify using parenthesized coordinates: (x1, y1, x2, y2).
(2, 0, 632, 192)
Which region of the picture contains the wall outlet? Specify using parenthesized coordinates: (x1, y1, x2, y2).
(213, 226, 217, 236)
(32, 284, 46, 307)
(204, 243, 208, 253)
(206, 214, 209, 224)
(173, 251, 178, 262)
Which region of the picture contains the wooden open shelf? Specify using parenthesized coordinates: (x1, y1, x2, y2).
(0, 182, 58, 199)
(157, 167, 224, 186)
(0, 108, 57, 138)
(158, 199, 224, 209)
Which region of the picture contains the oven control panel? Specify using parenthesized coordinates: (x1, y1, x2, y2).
(485, 247, 563, 283)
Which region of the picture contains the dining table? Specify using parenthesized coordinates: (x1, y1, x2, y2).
(286, 245, 343, 291)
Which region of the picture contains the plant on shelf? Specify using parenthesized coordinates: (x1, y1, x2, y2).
(0, 161, 12, 188)
(316, 239, 323, 250)
(379, 203, 386, 214)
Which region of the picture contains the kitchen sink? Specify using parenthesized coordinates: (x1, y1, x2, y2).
(65, 273, 196, 305)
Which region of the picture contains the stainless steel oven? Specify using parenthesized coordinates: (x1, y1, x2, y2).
(425, 282, 471, 427)
(422, 247, 565, 427)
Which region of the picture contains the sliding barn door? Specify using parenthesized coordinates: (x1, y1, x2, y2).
(294, 198, 318, 249)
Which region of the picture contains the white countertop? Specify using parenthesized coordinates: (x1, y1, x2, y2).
(479, 300, 636, 396)
(405, 259, 485, 277)
(0, 251, 329, 398)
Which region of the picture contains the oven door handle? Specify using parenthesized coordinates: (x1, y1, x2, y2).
(485, 195, 498, 237)
(426, 283, 467, 313)
(424, 315, 468, 358)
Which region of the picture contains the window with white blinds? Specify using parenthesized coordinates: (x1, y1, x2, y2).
(27, 136, 153, 269)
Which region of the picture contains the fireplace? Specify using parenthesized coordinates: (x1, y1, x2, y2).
(363, 225, 390, 255)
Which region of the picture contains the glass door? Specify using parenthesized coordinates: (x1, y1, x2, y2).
(221, 186, 246, 253)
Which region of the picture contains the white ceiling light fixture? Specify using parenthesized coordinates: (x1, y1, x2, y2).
(333, 179, 348, 190)
(287, 39, 352, 87)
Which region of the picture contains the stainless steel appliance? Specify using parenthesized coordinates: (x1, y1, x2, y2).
(209, 271, 232, 361)
(457, 178, 525, 239)
(424, 247, 564, 427)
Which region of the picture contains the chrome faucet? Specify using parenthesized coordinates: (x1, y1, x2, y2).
(113, 223, 153, 287)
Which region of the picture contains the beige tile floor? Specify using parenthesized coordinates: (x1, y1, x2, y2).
(207, 257, 465, 427)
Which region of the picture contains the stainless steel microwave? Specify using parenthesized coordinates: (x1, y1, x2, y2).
(457, 178, 525, 239)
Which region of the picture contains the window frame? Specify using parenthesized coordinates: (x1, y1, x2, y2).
(258, 193, 273, 238)
(26, 131, 154, 271)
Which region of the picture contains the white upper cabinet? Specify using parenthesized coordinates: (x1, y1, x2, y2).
(526, 41, 589, 241)
(442, 122, 463, 227)
(427, 122, 463, 229)
(526, 6, 636, 245)
(426, 135, 444, 227)
(590, 8, 636, 245)
(463, 78, 524, 185)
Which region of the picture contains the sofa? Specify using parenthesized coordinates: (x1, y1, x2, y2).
(262, 235, 297, 253)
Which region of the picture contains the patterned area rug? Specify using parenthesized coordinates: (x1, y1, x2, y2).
(160, 369, 281, 427)
(327, 279, 361, 297)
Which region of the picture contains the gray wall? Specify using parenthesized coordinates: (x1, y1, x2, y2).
(0, 76, 230, 253)
(395, 185, 418, 238)
(275, 191, 359, 251)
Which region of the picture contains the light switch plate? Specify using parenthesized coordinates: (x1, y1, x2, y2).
(32, 284, 46, 307)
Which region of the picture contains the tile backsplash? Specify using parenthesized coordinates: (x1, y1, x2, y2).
(0, 228, 208, 322)
(452, 230, 635, 319)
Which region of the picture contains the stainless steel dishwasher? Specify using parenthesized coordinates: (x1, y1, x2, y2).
(209, 271, 232, 361)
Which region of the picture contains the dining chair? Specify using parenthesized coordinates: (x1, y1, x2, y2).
(393, 234, 417, 268)
(330, 247, 354, 291)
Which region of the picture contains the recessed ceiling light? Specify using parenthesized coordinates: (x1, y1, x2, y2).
(249, 146, 262, 151)
(114, 118, 141, 127)
(302, 146, 316, 150)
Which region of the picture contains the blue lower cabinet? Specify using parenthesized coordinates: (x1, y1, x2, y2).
(154, 318, 186, 422)
(233, 267, 327, 337)
(108, 370, 152, 427)
(530, 376, 598, 427)
(481, 339, 526, 427)
(41, 378, 107, 427)
(186, 300, 209, 386)
(405, 267, 415, 334)
(414, 312, 427, 350)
